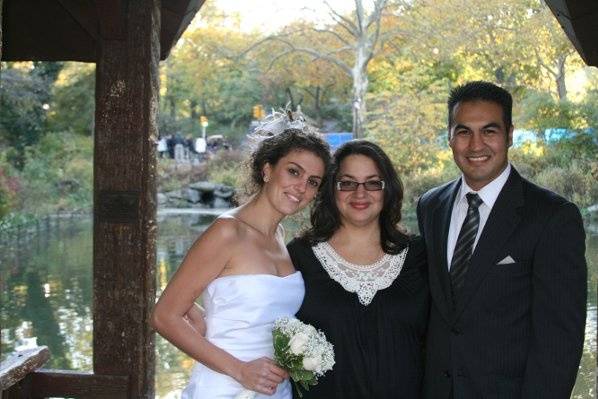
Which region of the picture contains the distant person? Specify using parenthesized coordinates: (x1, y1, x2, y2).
(185, 135, 196, 155)
(417, 81, 586, 398)
(152, 113, 330, 398)
(166, 133, 175, 159)
(195, 137, 207, 162)
(173, 133, 186, 162)
(157, 135, 168, 158)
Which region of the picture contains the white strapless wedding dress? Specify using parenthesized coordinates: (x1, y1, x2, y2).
(181, 272, 305, 399)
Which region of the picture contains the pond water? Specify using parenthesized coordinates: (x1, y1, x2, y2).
(0, 213, 596, 398)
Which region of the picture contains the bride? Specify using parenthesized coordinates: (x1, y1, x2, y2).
(151, 117, 330, 398)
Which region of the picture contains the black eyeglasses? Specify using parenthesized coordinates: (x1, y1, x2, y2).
(336, 180, 385, 191)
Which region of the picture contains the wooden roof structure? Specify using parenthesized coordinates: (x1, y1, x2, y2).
(545, 0, 598, 67)
(2, 1, 597, 66)
(0, 0, 595, 397)
(1, 0, 201, 61)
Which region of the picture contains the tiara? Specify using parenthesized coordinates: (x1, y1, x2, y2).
(254, 108, 308, 134)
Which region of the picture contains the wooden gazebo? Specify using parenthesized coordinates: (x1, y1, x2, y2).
(1, 1, 204, 397)
(1, 0, 597, 397)
(545, 0, 598, 67)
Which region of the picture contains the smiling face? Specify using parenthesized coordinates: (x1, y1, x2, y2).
(449, 100, 513, 191)
(262, 149, 326, 216)
(335, 154, 384, 228)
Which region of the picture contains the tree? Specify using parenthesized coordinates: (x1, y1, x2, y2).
(249, 0, 405, 138)
(0, 62, 62, 168)
(522, 3, 583, 101)
(160, 21, 266, 139)
(47, 63, 96, 136)
(248, 27, 352, 127)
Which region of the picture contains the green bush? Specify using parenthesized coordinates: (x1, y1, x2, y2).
(510, 132, 598, 209)
(206, 149, 245, 189)
(402, 162, 460, 215)
(14, 132, 93, 215)
(533, 160, 598, 209)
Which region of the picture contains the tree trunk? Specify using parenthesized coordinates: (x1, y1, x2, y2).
(555, 55, 568, 101)
(286, 87, 296, 110)
(190, 99, 198, 123)
(314, 86, 322, 126)
(352, 63, 368, 139)
(169, 96, 176, 119)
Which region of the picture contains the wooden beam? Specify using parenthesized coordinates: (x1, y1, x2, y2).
(160, 0, 204, 60)
(96, 0, 126, 41)
(1, 0, 4, 61)
(1, 0, 98, 61)
(93, 0, 159, 397)
(57, 0, 100, 42)
(0, 347, 50, 390)
(28, 369, 128, 398)
(545, 0, 598, 67)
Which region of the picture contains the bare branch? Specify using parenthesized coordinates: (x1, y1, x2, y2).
(354, 0, 365, 34)
(324, 0, 359, 37)
(269, 37, 353, 76)
(310, 28, 354, 47)
(362, 1, 390, 62)
(366, 0, 388, 30)
(265, 49, 297, 72)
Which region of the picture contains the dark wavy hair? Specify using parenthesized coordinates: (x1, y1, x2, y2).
(448, 81, 513, 136)
(245, 128, 331, 196)
(302, 139, 409, 254)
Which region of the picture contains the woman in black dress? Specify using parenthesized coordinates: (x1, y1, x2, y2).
(287, 140, 429, 398)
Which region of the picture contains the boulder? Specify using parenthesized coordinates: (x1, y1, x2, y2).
(185, 188, 202, 204)
(189, 181, 217, 192)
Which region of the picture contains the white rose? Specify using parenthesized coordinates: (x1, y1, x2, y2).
(302, 356, 320, 371)
(289, 332, 309, 355)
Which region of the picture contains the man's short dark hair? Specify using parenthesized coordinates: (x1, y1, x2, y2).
(448, 81, 513, 131)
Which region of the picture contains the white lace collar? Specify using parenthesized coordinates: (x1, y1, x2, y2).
(312, 241, 408, 306)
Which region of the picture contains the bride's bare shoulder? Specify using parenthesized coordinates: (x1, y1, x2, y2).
(203, 214, 245, 242)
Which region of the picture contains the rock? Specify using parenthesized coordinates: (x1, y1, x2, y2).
(189, 181, 217, 192)
(157, 193, 168, 205)
(185, 188, 201, 204)
(165, 190, 185, 200)
(214, 185, 235, 199)
(213, 197, 232, 209)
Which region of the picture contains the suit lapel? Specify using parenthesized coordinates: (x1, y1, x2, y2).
(453, 168, 524, 320)
(430, 178, 461, 323)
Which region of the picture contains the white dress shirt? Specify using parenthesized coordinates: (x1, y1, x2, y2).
(446, 163, 511, 270)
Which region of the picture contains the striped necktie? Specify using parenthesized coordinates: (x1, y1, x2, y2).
(450, 192, 483, 303)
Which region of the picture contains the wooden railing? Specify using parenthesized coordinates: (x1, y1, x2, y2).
(1, 346, 50, 398)
(0, 347, 129, 399)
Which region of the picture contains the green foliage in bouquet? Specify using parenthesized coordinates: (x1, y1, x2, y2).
(273, 329, 318, 397)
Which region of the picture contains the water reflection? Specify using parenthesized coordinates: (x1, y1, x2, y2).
(0, 214, 596, 398)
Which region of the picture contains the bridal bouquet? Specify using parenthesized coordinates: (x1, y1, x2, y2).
(236, 317, 335, 399)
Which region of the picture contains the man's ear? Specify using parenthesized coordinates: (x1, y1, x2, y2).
(507, 125, 514, 147)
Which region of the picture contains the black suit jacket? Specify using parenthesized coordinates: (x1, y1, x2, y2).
(417, 167, 586, 399)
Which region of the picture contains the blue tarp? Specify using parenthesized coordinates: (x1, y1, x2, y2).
(325, 132, 353, 151)
(512, 128, 596, 146)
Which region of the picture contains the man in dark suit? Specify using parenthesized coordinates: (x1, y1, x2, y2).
(417, 81, 587, 398)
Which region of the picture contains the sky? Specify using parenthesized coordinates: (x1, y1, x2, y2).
(198, 0, 356, 33)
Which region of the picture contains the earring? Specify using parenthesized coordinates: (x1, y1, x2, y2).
(264, 176, 270, 183)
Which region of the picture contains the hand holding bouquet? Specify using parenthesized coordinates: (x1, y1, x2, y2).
(236, 317, 334, 398)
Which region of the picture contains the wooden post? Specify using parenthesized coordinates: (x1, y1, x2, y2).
(1, 0, 3, 62)
(93, 1, 159, 397)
